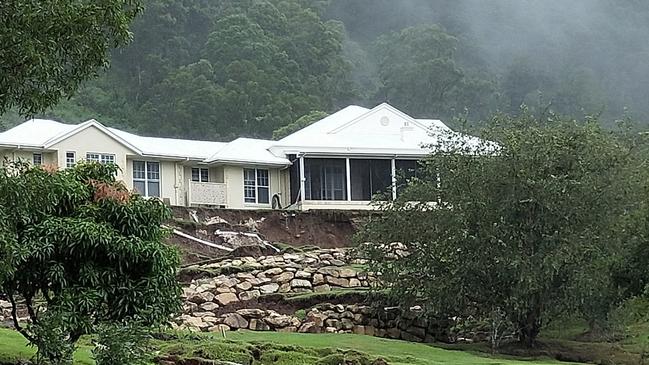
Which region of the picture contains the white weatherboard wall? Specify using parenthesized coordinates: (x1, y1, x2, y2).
(50, 125, 135, 182)
(125, 159, 179, 206)
(223, 165, 285, 209)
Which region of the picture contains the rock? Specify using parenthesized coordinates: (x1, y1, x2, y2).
(295, 270, 311, 279)
(317, 267, 340, 277)
(341, 318, 354, 330)
(236, 281, 253, 291)
(259, 283, 280, 294)
(283, 253, 301, 261)
(306, 310, 329, 327)
(215, 293, 239, 306)
(325, 326, 338, 333)
(277, 326, 297, 333)
(199, 302, 219, 312)
(188, 292, 214, 304)
(238, 290, 261, 301)
(192, 311, 216, 318)
(262, 268, 283, 276)
(325, 319, 341, 329)
(278, 283, 292, 293)
(326, 276, 349, 287)
(236, 272, 255, 280)
(330, 259, 345, 266)
(236, 308, 267, 318)
(313, 284, 331, 293)
(202, 316, 218, 324)
(387, 327, 401, 339)
(183, 316, 205, 329)
(400, 331, 424, 342)
(216, 287, 234, 294)
(348, 278, 362, 287)
(265, 314, 296, 328)
(298, 322, 321, 333)
(352, 325, 366, 335)
(208, 324, 231, 333)
(222, 313, 249, 329)
(249, 318, 271, 331)
(312, 273, 325, 285)
(405, 325, 427, 339)
(219, 277, 239, 288)
(272, 271, 295, 283)
(290, 279, 312, 289)
(338, 268, 357, 278)
(365, 326, 376, 336)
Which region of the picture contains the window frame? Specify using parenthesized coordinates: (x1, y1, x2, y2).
(133, 160, 161, 198)
(191, 167, 209, 183)
(86, 152, 115, 165)
(243, 168, 270, 205)
(65, 151, 76, 168)
(32, 153, 42, 166)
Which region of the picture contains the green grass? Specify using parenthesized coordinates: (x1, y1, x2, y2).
(223, 331, 574, 365)
(0, 328, 94, 364)
(0, 327, 575, 365)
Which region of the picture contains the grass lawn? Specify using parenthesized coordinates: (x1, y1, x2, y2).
(0, 327, 575, 365)
(0, 328, 94, 364)
(223, 331, 574, 365)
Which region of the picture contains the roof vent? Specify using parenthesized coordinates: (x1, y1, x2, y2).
(380, 116, 390, 126)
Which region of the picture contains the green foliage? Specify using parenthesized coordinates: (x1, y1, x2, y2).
(92, 322, 150, 365)
(273, 111, 329, 140)
(359, 112, 646, 346)
(0, 161, 181, 364)
(0, 0, 142, 116)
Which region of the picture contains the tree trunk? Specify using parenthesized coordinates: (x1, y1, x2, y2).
(519, 303, 541, 348)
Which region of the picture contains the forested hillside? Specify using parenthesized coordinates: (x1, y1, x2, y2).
(3, 0, 649, 139)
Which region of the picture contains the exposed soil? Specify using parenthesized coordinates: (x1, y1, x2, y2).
(168, 207, 371, 264)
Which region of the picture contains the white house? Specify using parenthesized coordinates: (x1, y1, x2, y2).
(0, 103, 482, 210)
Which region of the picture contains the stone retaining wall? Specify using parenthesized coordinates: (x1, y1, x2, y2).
(174, 303, 450, 343)
(181, 249, 376, 311)
(176, 248, 455, 343)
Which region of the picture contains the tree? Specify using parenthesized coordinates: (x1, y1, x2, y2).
(359, 112, 642, 347)
(372, 24, 496, 120)
(0, 161, 180, 363)
(272, 111, 328, 140)
(0, 0, 142, 116)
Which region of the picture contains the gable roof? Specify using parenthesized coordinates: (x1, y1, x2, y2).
(44, 119, 142, 154)
(270, 103, 460, 156)
(0, 118, 289, 165)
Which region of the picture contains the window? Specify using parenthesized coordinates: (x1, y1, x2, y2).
(304, 158, 347, 201)
(86, 153, 115, 165)
(243, 168, 270, 204)
(65, 152, 76, 168)
(395, 160, 420, 196)
(350, 159, 392, 201)
(133, 161, 160, 197)
(32, 153, 42, 166)
(191, 168, 209, 182)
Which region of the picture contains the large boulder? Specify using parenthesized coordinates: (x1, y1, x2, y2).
(290, 279, 312, 289)
(249, 318, 271, 331)
(259, 283, 280, 294)
(215, 293, 239, 306)
(326, 276, 349, 287)
(338, 268, 357, 278)
(272, 271, 295, 283)
(222, 313, 249, 329)
(236, 308, 267, 318)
